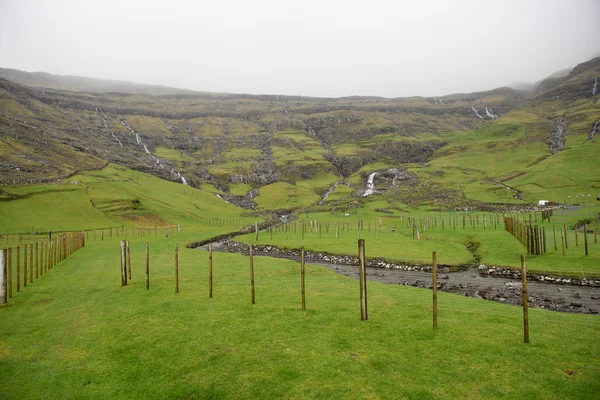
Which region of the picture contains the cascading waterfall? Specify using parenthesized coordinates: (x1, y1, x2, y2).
(96, 106, 123, 147)
(471, 106, 484, 119)
(112, 114, 189, 185)
(589, 119, 599, 140)
(485, 107, 498, 119)
(117, 117, 162, 164)
(216, 194, 229, 204)
(319, 181, 339, 204)
(392, 171, 401, 186)
(363, 172, 377, 197)
(593, 78, 598, 96)
(171, 170, 189, 186)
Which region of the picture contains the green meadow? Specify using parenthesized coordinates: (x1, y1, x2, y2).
(1, 232, 599, 399)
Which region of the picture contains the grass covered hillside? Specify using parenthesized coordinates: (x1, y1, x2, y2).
(2, 58, 599, 212)
(0, 164, 256, 234)
(0, 65, 543, 211)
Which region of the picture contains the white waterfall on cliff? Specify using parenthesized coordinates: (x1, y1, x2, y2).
(363, 172, 377, 197)
(485, 107, 498, 119)
(319, 181, 339, 204)
(589, 119, 599, 140)
(471, 107, 484, 119)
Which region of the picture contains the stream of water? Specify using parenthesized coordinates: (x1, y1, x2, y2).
(195, 240, 600, 314)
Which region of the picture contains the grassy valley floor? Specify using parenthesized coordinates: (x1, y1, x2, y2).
(1, 232, 599, 399)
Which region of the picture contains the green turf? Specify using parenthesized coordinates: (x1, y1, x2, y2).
(1, 233, 598, 399)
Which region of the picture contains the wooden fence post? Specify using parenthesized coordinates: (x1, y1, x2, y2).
(175, 243, 179, 293)
(358, 239, 368, 321)
(54, 238, 57, 267)
(584, 224, 588, 256)
(24, 244, 27, 288)
(16, 246, 20, 292)
(249, 244, 255, 304)
(209, 243, 213, 298)
(542, 227, 546, 254)
(127, 241, 132, 280)
(553, 225, 557, 251)
(7, 248, 12, 298)
(40, 242, 44, 277)
(301, 245, 306, 311)
(0, 249, 7, 304)
(145, 242, 149, 290)
(120, 241, 127, 286)
(48, 240, 52, 271)
(432, 251, 438, 329)
(521, 255, 529, 344)
(35, 242, 39, 279)
(255, 222, 259, 242)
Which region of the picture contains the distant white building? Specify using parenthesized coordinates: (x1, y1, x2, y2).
(538, 200, 549, 206)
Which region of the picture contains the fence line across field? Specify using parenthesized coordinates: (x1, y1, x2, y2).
(0, 224, 181, 245)
(115, 239, 534, 344)
(0, 231, 85, 304)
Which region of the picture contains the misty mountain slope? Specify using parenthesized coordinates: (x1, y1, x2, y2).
(0, 68, 201, 96)
(415, 59, 600, 204)
(0, 93, 106, 183)
(0, 57, 598, 209)
(531, 57, 600, 100)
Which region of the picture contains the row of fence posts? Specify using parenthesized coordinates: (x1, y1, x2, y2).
(0, 224, 180, 244)
(256, 214, 505, 243)
(504, 217, 596, 256)
(185, 214, 246, 227)
(0, 231, 85, 304)
(117, 239, 531, 344)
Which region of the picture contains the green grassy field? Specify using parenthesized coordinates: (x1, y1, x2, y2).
(1, 232, 599, 399)
(236, 208, 600, 277)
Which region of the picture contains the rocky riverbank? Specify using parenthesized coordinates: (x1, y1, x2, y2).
(195, 240, 600, 314)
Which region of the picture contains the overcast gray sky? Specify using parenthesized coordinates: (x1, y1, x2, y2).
(1, 0, 599, 97)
